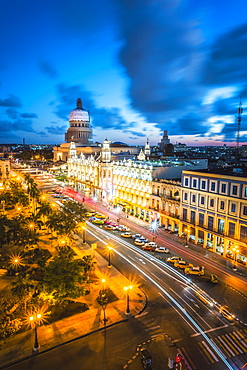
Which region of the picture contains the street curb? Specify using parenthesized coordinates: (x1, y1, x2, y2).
(0, 290, 148, 370)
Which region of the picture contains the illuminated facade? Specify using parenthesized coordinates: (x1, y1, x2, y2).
(181, 170, 247, 265)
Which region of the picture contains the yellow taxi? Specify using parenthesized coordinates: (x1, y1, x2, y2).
(184, 266, 205, 276)
(174, 260, 193, 269)
(196, 290, 216, 307)
(94, 213, 106, 219)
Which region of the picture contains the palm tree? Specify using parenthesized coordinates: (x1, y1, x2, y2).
(11, 274, 36, 312)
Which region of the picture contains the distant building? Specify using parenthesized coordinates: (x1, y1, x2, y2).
(0, 158, 10, 183)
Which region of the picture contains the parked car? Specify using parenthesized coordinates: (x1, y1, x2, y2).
(166, 256, 182, 264)
(92, 219, 105, 224)
(174, 260, 193, 269)
(94, 213, 106, 219)
(145, 242, 157, 248)
(155, 247, 169, 253)
(184, 266, 205, 276)
(139, 236, 149, 243)
(104, 225, 116, 230)
(139, 348, 152, 369)
(132, 234, 142, 239)
(142, 244, 155, 251)
(121, 232, 132, 238)
(134, 239, 145, 246)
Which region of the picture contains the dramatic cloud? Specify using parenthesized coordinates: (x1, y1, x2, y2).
(203, 23, 247, 86)
(21, 113, 38, 118)
(0, 94, 22, 107)
(114, 0, 205, 125)
(54, 83, 132, 131)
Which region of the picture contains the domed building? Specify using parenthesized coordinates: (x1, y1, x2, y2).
(65, 98, 93, 145)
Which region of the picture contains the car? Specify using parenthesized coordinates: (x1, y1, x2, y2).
(104, 225, 116, 230)
(139, 237, 149, 243)
(92, 219, 105, 224)
(145, 242, 157, 248)
(142, 244, 155, 251)
(219, 306, 235, 321)
(134, 239, 145, 246)
(104, 219, 113, 225)
(166, 256, 182, 264)
(120, 232, 132, 238)
(117, 225, 130, 231)
(184, 266, 205, 276)
(196, 290, 216, 307)
(94, 213, 106, 219)
(85, 212, 96, 217)
(155, 247, 169, 253)
(132, 234, 142, 239)
(139, 348, 152, 369)
(174, 260, 193, 269)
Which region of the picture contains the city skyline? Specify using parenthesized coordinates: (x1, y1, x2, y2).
(0, 0, 247, 146)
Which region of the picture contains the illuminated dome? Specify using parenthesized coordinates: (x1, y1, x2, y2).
(65, 98, 93, 144)
(69, 98, 89, 122)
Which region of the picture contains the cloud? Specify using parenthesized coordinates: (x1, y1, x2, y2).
(0, 94, 22, 107)
(45, 125, 67, 135)
(203, 23, 247, 86)
(6, 108, 19, 119)
(114, 0, 205, 126)
(54, 83, 132, 130)
(38, 61, 58, 79)
(21, 112, 38, 119)
(123, 130, 146, 138)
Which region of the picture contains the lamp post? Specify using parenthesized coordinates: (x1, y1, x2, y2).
(29, 312, 42, 352)
(184, 228, 189, 247)
(124, 285, 133, 314)
(107, 246, 112, 268)
(232, 247, 239, 270)
(150, 220, 158, 242)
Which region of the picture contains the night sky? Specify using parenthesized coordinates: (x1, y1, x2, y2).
(1, 0, 247, 146)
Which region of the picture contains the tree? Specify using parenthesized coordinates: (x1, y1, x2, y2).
(78, 255, 95, 282)
(40, 252, 86, 303)
(0, 294, 22, 349)
(11, 274, 36, 312)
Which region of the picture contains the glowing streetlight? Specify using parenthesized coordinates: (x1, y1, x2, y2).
(150, 220, 158, 242)
(29, 312, 42, 351)
(124, 285, 133, 314)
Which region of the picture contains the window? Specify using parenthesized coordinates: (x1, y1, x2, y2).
(229, 222, 235, 236)
(193, 179, 197, 188)
(210, 199, 214, 207)
(211, 182, 216, 191)
(243, 206, 247, 216)
(218, 219, 224, 233)
(240, 225, 247, 242)
(191, 211, 196, 224)
(232, 185, 238, 196)
(201, 180, 206, 190)
(220, 201, 225, 210)
(199, 213, 204, 227)
(231, 203, 236, 213)
(208, 216, 214, 231)
(200, 196, 205, 205)
(192, 194, 196, 203)
(221, 184, 226, 193)
(184, 178, 189, 186)
(183, 208, 187, 221)
(184, 193, 188, 201)
(245, 187, 247, 197)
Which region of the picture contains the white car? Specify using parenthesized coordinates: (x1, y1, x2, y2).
(139, 237, 149, 243)
(155, 247, 169, 253)
(134, 239, 145, 246)
(144, 242, 157, 248)
(132, 234, 142, 239)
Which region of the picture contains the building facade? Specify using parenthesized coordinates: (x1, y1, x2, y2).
(181, 169, 247, 266)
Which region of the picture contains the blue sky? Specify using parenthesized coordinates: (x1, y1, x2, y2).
(1, 0, 247, 146)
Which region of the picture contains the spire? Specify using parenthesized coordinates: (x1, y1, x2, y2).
(76, 98, 82, 109)
(236, 98, 243, 162)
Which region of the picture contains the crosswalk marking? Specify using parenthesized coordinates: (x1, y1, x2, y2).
(225, 333, 243, 354)
(198, 330, 247, 363)
(201, 341, 219, 362)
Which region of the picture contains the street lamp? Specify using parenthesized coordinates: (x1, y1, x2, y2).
(232, 247, 239, 270)
(107, 246, 112, 268)
(124, 285, 133, 314)
(150, 220, 158, 242)
(29, 312, 42, 352)
(184, 228, 189, 247)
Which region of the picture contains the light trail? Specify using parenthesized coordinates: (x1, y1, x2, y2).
(85, 223, 237, 369)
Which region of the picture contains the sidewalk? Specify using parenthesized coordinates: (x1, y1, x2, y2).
(0, 243, 146, 369)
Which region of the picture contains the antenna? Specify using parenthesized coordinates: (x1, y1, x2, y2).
(236, 98, 243, 162)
